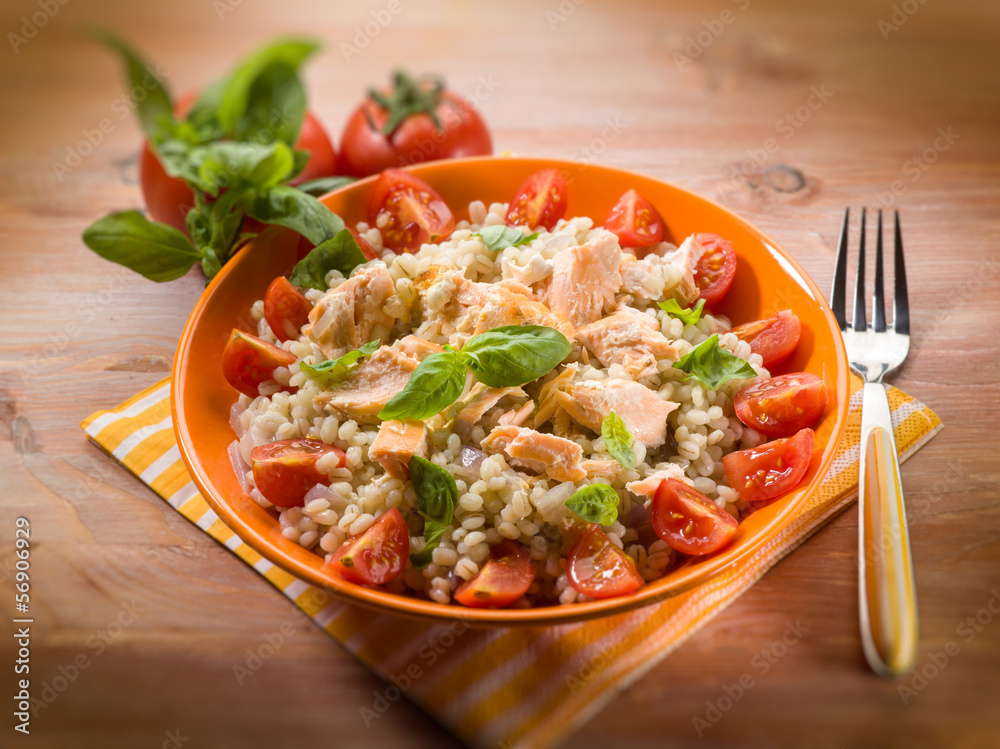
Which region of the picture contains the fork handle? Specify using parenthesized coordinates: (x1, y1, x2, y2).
(858, 381, 919, 676)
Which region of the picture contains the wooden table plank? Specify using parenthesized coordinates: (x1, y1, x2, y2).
(1, 0, 998, 747)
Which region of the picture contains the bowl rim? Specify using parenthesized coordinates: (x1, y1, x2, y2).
(172, 155, 850, 625)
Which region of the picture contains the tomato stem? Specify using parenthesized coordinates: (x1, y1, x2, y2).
(368, 70, 445, 137)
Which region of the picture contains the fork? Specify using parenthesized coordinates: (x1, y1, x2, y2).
(831, 207, 917, 678)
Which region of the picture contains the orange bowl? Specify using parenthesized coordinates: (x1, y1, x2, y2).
(173, 156, 849, 625)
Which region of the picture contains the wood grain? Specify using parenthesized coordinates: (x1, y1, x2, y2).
(1, 0, 998, 747)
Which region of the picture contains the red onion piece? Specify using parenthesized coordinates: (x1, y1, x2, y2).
(228, 440, 251, 495)
(230, 401, 248, 438)
(460, 446, 487, 477)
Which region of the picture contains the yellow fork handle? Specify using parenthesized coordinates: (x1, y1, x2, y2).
(858, 381, 919, 677)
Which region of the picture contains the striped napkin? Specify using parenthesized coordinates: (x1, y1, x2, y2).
(80, 373, 940, 749)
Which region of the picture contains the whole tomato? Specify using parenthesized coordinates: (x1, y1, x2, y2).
(140, 100, 339, 235)
(339, 71, 492, 177)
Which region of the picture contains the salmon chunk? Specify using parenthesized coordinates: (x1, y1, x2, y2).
(306, 265, 395, 359)
(554, 378, 678, 448)
(392, 335, 443, 361)
(471, 283, 575, 341)
(626, 465, 686, 499)
(369, 420, 428, 479)
(481, 426, 586, 482)
(544, 231, 622, 327)
(314, 346, 418, 424)
(451, 383, 526, 440)
(575, 309, 679, 379)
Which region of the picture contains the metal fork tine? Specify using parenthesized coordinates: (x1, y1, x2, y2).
(872, 208, 887, 332)
(893, 210, 910, 335)
(831, 207, 850, 330)
(852, 208, 868, 332)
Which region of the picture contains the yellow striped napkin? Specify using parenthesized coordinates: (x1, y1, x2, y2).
(80, 373, 940, 749)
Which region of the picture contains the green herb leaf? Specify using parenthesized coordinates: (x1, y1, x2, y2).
(192, 141, 297, 196)
(658, 297, 705, 326)
(290, 229, 368, 290)
(90, 29, 173, 140)
(672, 334, 758, 389)
(408, 455, 458, 568)
(82, 211, 201, 282)
(566, 484, 620, 526)
(459, 325, 572, 388)
(300, 340, 380, 385)
(601, 411, 636, 470)
(378, 351, 468, 422)
(213, 39, 320, 144)
(474, 226, 538, 252)
(295, 176, 357, 197)
(248, 185, 345, 247)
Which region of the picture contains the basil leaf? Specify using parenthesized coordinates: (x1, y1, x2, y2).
(408, 455, 458, 568)
(290, 229, 367, 290)
(601, 410, 636, 470)
(248, 185, 345, 246)
(672, 334, 758, 389)
(300, 340, 379, 385)
(82, 211, 200, 282)
(214, 40, 320, 143)
(234, 62, 307, 146)
(193, 141, 296, 196)
(459, 325, 572, 388)
(378, 351, 468, 422)
(474, 226, 538, 252)
(90, 29, 173, 141)
(658, 297, 705, 326)
(154, 138, 204, 184)
(201, 247, 222, 281)
(296, 176, 356, 197)
(566, 484, 620, 526)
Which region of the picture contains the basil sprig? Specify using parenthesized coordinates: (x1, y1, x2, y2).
(658, 297, 705, 326)
(672, 334, 757, 389)
(299, 340, 379, 385)
(81, 33, 353, 283)
(474, 226, 538, 252)
(566, 484, 620, 526)
(601, 411, 636, 470)
(378, 351, 468, 422)
(378, 325, 571, 422)
(289, 229, 367, 290)
(408, 456, 458, 568)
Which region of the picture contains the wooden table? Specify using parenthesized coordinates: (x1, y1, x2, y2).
(2, 0, 998, 746)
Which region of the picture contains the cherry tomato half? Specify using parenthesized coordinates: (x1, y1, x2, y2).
(453, 540, 534, 608)
(339, 72, 492, 177)
(730, 310, 802, 370)
(264, 277, 313, 342)
(722, 428, 815, 506)
(505, 168, 568, 231)
(221, 329, 298, 397)
(734, 373, 827, 437)
(250, 438, 346, 508)
(604, 189, 664, 252)
(567, 524, 644, 600)
(366, 168, 455, 252)
(693, 233, 737, 307)
(141, 108, 338, 236)
(328, 507, 409, 585)
(651, 479, 739, 556)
